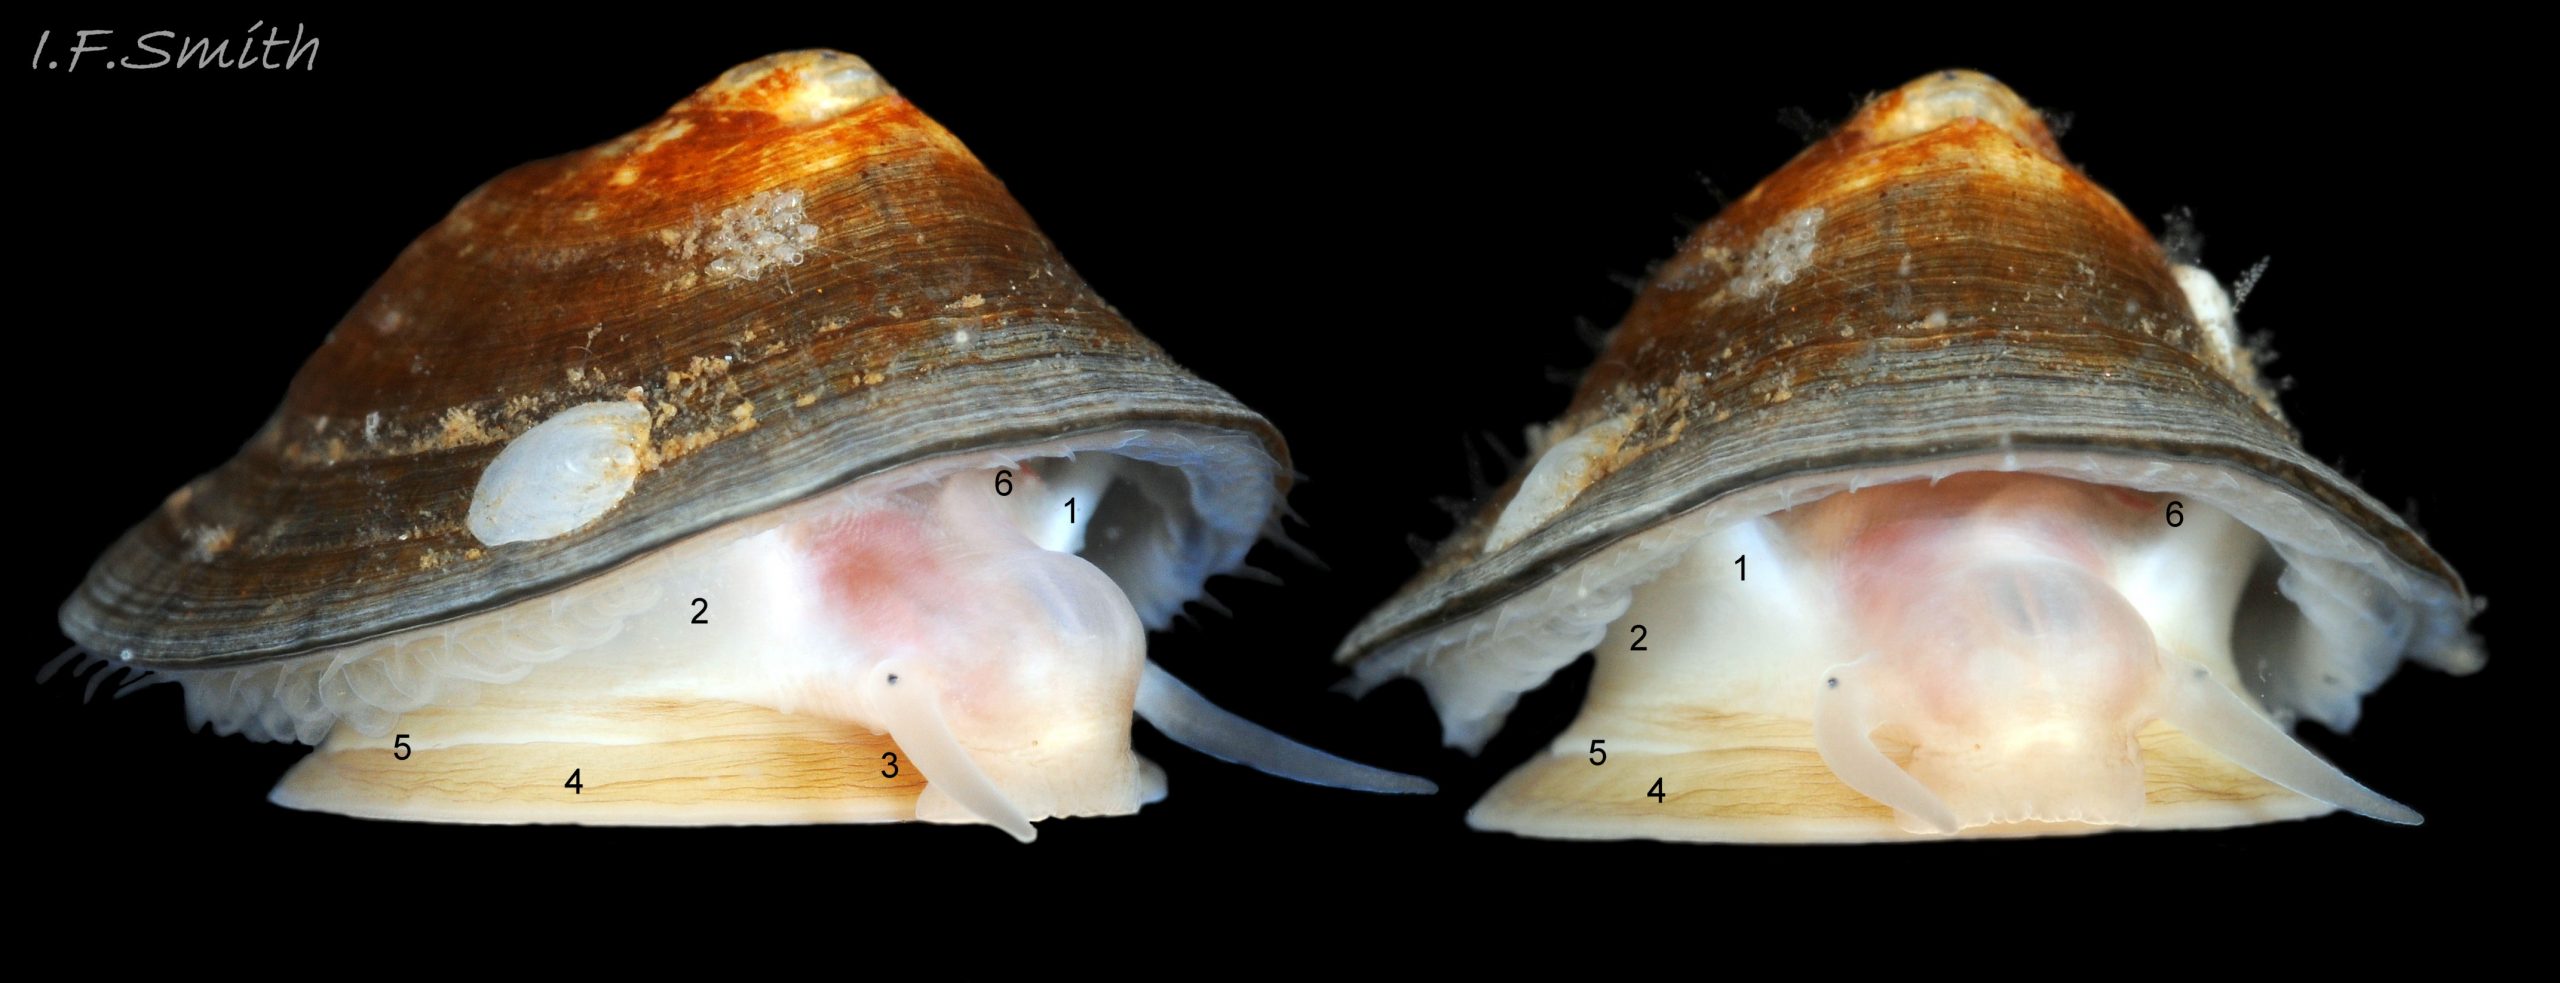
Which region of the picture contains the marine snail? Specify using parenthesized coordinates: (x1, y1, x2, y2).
(50, 49, 1427, 840)
(1337, 70, 2482, 842)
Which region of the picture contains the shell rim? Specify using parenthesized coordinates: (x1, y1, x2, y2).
(65, 411, 1286, 671)
(1338, 433, 2467, 667)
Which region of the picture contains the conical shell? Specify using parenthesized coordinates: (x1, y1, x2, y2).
(62, 50, 1286, 669)
(1342, 70, 2477, 745)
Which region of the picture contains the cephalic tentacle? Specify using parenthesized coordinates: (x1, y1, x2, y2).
(860, 660, 1037, 843)
(1813, 656, 1960, 834)
(1136, 660, 1437, 794)
(2159, 655, 2420, 825)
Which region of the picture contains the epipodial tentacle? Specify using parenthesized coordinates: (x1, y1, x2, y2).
(1136, 660, 1437, 794)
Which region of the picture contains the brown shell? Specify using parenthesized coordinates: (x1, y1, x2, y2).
(62, 50, 1286, 669)
(1340, 69, 2470, 668)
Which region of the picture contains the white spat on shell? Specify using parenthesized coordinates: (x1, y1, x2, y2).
(466, 401, 653, 547)
(703, 189, 822, 282)
(1728, 207, 1824, 300)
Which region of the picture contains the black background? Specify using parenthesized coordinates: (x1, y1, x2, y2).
(25, 17, 2524, 899)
